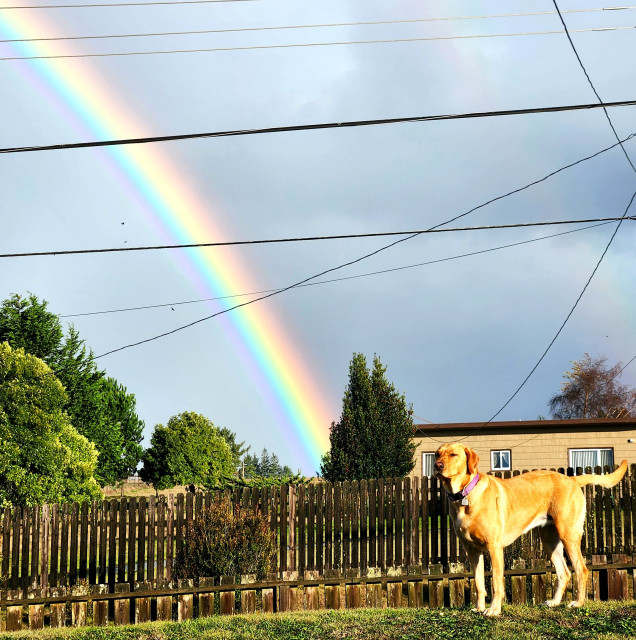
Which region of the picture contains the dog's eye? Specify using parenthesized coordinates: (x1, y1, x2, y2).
(450, 453, 457, 457)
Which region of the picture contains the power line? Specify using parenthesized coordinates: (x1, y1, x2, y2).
(3, 103, 636, 154)
(88, 146, 636, 360)
(3, 25, 635, 60)
(552, 0, 636, 174)
(4, 7, 635, 43)
(1, 0, 257, 9)
(59, 221, 616, 318)
(481, 2, 636, 428)
(485, 191, 636, 424)
(3, 218, 633, 259)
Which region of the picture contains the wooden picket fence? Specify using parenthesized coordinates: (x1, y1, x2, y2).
(1, 465, 635, 592)
(0, 465, 635, 630)
(0, 555, 634, 631)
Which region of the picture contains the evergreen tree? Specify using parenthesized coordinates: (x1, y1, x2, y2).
(0, 293, 144, 485)
(243, 448, 293, 478)
(320, 353, 416, 481)
(217, 426, 250, 472)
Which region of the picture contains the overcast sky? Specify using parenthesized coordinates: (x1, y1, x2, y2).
(2, 0, 635, 474)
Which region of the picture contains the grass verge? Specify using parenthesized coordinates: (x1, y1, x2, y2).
(2, 602, 635, 640)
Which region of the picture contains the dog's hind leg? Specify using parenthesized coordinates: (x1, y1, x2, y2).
(539, 524, 571, 607)
(553, 513, 588, 608)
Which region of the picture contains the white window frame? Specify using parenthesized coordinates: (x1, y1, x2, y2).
(491, 449, 511, 471)
(422, 452, 435, 477)
(569, 448, 613, 471)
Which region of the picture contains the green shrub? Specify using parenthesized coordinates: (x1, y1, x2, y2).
(174, 498, 276, 580)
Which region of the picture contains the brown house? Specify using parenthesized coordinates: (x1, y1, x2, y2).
(412, 418, 636, 477)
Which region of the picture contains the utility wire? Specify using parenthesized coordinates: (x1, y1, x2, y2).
(485, 192, 636, 424)
(88, 132, 636, 361)
(3, 218, 633, 259)
(3, 25, 635, 60)
(435, 1, 636, 446)
(553, 1, 636, 175)
(3, 103, 636, 154)
(60, 221, 616, 318)
(3, 7, 635, 43)
(1, 0, 257, 8)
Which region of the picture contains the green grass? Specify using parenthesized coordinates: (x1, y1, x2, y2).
(2, 602, 635, 640)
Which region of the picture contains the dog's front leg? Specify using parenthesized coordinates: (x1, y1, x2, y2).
(484, 544, 505, 617)
(467, 547, 486, 612)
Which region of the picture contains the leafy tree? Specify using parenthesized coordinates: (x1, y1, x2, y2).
(548, 353, 636, 419)
(0, 342, 102, 507)
(320, 353, 416, 481)
(139, 412, 234, 491)
(243, 448, 293, 478)
(217, 426, 250, 473)
(0, 293, 144, 486)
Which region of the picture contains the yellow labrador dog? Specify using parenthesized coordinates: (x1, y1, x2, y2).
(434, 443, 627, 616)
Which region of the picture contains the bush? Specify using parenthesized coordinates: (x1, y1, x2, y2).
(174, 498, 276, 580)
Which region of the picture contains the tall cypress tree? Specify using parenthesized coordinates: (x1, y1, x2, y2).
(320, 353, 416, 481)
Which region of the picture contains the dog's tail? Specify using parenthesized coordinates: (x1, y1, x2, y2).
(573, 460, 628, 488)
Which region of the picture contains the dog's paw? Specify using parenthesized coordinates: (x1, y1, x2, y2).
(483, 605, 501, 617)
(470, 606, 485, 614)
(543, 599, 561, 608)
(567, 601, 584, 609)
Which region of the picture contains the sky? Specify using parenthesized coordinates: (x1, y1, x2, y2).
(1, 0, 635, 475)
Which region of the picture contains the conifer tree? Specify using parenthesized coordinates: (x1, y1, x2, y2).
(320, 353, 416, 481)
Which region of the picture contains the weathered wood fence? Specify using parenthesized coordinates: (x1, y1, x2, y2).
(1, 465, 635, 593)
(1, 556, 634, 631)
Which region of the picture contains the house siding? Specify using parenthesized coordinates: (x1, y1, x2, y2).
(411, 419, 636, 476)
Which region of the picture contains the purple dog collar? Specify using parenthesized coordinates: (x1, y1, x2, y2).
(448, 473, 480, 504)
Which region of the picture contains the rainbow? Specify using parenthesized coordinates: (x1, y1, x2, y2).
(1, 4, 332, 471)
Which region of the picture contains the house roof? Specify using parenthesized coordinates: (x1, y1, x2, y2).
(414, 417, 636, 435)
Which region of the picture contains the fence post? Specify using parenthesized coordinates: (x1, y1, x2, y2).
(407, 566, 423, 608)
(27, 588, 44, 630)
(386, 566, 402, 608)
(531, 559, 547, 605)
(135, 581, 152, 624)
(324, 569, 342, 610)
(49, 586, 66, 627)
(345, 568, 362, 609)
(156, 580, 173, 622)
(6, 589, 23, 632)
(365, 567, 382, 608)
(198, 577, 215, 618)
(304, 570, 320, 610)
(241, 574, 257, 614)
(178, 579, 194, 620)
(608, 553, 628, 600)
(262, 573, 276, 613)
(449, 562, 466, 607)
(428, 564, 444, 608)
(511, 558, 526, 605)
(278, 571, 294, 612)
(114, 583, 131, 626)
(71, 585, 88, 627)
(92, 584, 109, 626)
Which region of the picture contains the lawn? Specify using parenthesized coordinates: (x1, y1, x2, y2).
(2, 602, 635, 640)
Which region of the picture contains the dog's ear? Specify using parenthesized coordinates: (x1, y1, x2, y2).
(464, 447, 480, 475)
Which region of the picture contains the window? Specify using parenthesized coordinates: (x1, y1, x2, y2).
(491, 450, 511, 471)
(569, 448, 613, 471)
(422, 452, 435, 477)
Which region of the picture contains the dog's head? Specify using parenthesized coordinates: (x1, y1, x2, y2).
(434, 443, 479, 480)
